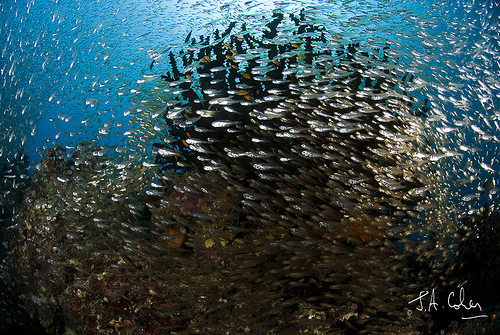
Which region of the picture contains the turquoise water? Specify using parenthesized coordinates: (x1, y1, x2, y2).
(1, 0, 499, 333)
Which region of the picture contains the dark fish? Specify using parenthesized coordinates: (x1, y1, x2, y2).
(483, 178, 496, 190)
(184, 29, 192, 44)
(149, 59, 155, 70)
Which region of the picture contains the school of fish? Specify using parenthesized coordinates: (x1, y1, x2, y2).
(0, 0, 499, 334)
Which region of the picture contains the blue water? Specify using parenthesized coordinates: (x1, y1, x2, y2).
(38, 1, 500, 208)
(1, 0, 419, 164)
(0, 1, 498, 233)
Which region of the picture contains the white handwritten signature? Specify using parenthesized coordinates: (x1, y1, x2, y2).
(408, 287, 488, 320)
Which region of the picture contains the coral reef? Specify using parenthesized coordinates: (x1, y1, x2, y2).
(0, 150, 43, 334)
(0, 150, 30, 222)
(3, 142, 162, 334)
(2, 9, 499, 335)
